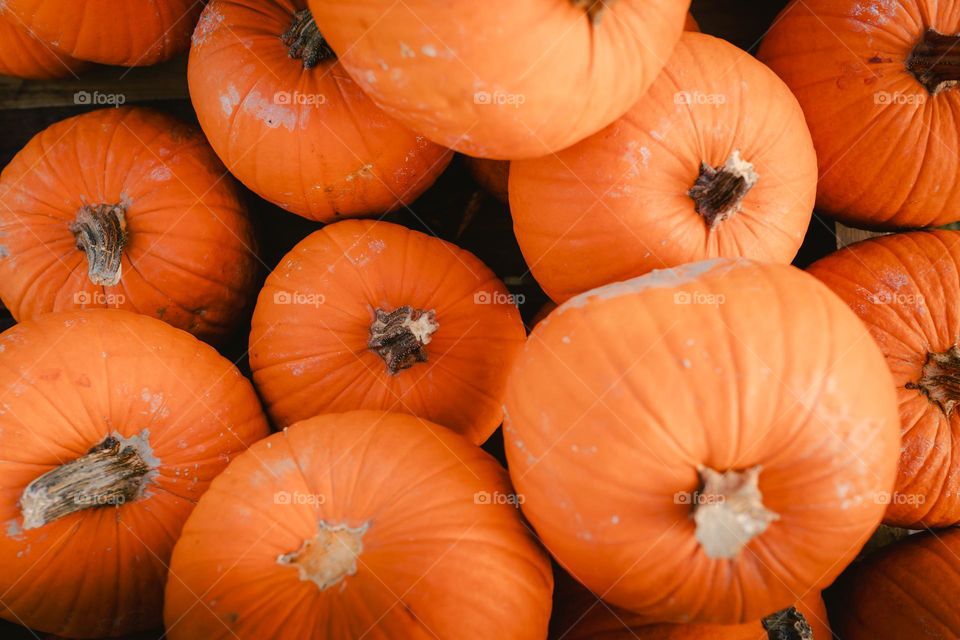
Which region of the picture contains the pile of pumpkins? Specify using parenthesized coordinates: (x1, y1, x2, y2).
(1, 0, 959, 638)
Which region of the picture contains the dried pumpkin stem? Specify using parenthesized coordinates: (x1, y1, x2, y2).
(70, 204, 127, 287)
(691, 465, 779, 559)
(762, 606, 813, 640)
(282, 9, 336, 68)
(906, 345, 960, 416)
(278, 521, 369, 590)
(689, 150, 759, 229)
(907, 29, 960, 95)
(570, 0, 618, 25)
(368, 306, 439, 375)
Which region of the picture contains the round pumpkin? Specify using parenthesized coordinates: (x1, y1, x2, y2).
(464, 157, 510, 203)
(164, 410, 553, 639)
(0, 10, 86, 79)
(759, 0, 960, 229)
(0, 310, 269, 637)
(249, 219, 525, 443)
(307, 0, 691, 159)
(188, 0, 452, 222)
(0, 107, 259, 344)
(807, 230, 960, 528)
(504, 259, 901, 623)
(510, 32, 817, 303)
(3, 0, 201, 66)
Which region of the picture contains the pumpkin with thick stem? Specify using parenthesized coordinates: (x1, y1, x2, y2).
(504, 259, 901, 623)
(0, 310, 269, 637)
(0, 107, 259, 344)
(164, 411, 553, 639)
(249, 219, 525, 444)
(510, 33, 817, 303)
(307, 0, 691, 159)
(0, 10, 86, 79)
(188, 0, 452, 222)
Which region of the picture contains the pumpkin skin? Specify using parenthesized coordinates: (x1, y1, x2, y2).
(0, 10, 86, 79)
(759, 1, 960, 229)
(188, 0, 452, 222)
(3, 0, 201, 66)
(249, 219, 525, 443)
(504, 259, 901, 623)
(0, 310, 269, 637)
(807, 230, 960, 528)
(0, 107, 259, 344)
(164, 410, 553, 639)
(511, 32, 817, 303)
(465, 157, 510, 203)
(307, 0, 691, 159)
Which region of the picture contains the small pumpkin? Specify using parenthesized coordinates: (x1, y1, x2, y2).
(464, 157, 510, 203)
(0, 10, 86, 79)
(307, 0, 691, 159)
(505, 259, 901, 623)
(3, 0, 202, 66)
(0, 310, 269, 637)
(511, 32, 817, 303)
(0, 107, 259, 344)
(759, 0, 960, 228)
(164, 410, 553, 639)
(807, 230, 960, 528)
(188, 0, 452, 222)
(249, 219, 525, 443)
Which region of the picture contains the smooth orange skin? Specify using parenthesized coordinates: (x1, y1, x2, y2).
(0, 107, 259, 344)
(188, 0, 452, 222)
(0, 10, 86, 79)
(307, 0, 691, 159)
(808, 231, 960, 528)
(504, 259, 901, 623)
(464, 157, 510, 203)
(249, 219, 526, 444)
(4, 0, 201, 66)
(511, 33, 818, 303)
(0, 310, 269, 638)
(164, 411, 553, 640)
(759, 0, 960, 229)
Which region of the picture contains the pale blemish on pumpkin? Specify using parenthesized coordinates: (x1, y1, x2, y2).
(149, 166, 172, 182)
(220, 85, 241, 118)
(0, 245, 8, 258)
(345, 164, 375, 182)
(561, 336, 571, 344)
(192, 7, 225, 47)
(243, 91, 297, 132)
(682, 358, 692, 369)
(6, 518, 23, 539)
(611, 515, 620, 525)
(290, 363, 305, 377)
(399, 42, 416, 58)
(851, 0, 897, 25)
(421, 44, 438, 58)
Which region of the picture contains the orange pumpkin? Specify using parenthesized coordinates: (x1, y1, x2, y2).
(807, 230, 960, 528)
(188, 0, 452, 222)
(759, 0, 960, 228)
(0, 10, 86, 79)
(0, 107, 259, 344)
(164, 410, 553, 639)
(504, 259, 901, 623)
(307, 0, 692, 159)
(0, 310, 269, 637)
(3, 0, 202, 66)
(249, 219, 525, 443)
(511, 33, 817, 303)
(464, 157, 510, 203)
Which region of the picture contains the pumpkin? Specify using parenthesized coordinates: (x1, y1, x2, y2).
(0, 310, 269, 637)
(0, 10, 86, 79)
(510, 32, 818, 303)
(807, 230, 960, 528)
(3, 0, 202, 66)
(759, 1, 960, 229)
(249, 219, 525, 443)
(504, 259, 901, 623)
(464, 157, 510, 203)
(0, 107, 259, 344)
(188, 0, 452, 222)
(307, 0, 691, 159)
(164, 410, 553, 639)
(835, 529, 960, 639)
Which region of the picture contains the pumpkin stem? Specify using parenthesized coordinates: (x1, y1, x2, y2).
(907, 29, 960, 95)
(282, 9, 336, 69)
(906, 345, 960, 416)
(368, 306, 439, 375)
(70, 203, 127, 287)
(278, 521, 369, 590)
(19, 433, 157, 530)
(762, 606, 813, 640)
(569, 0, 618, 25)
(691, 465, 779, 559)
(688, 150, 759, 229)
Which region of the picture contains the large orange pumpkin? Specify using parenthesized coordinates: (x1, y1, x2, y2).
(511, 32, 818, 303)
(504, 259, 901, 623)
(188, 0, 452, 222)
(0, 310, 269, 637)
(249, 219, 525, 443)
(307, 0, 691, 159)
(759, 0, 960, 228)
(3, 0, 202, 66)
(164, 410, 553, 639)
(0, 107, 259, 344)
(807, 230, 960, 528)
(0, 10, 86, 79)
